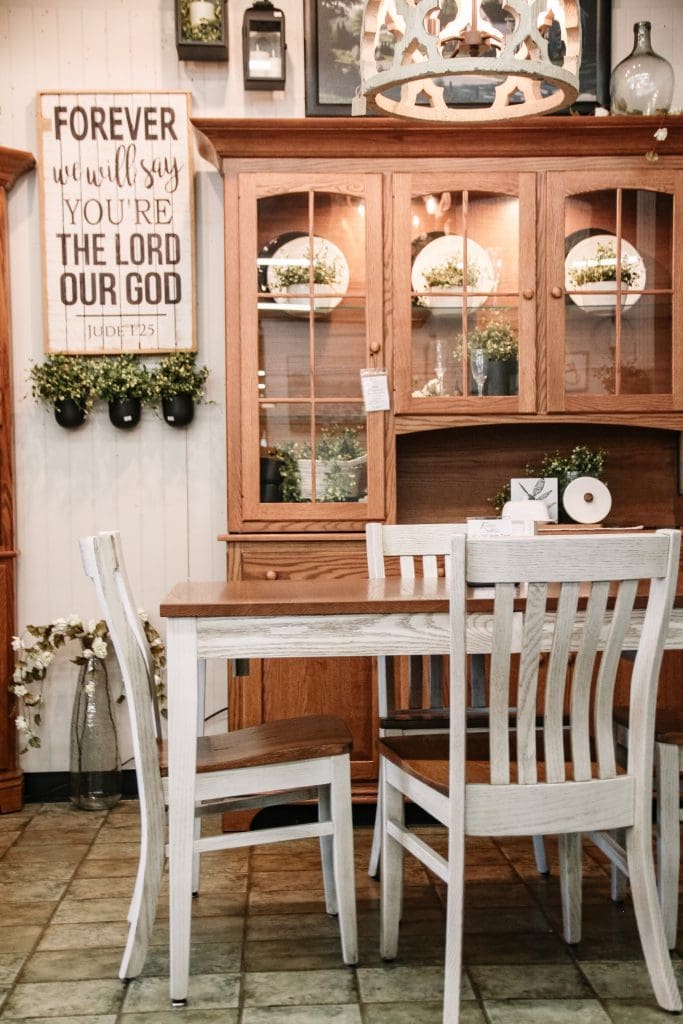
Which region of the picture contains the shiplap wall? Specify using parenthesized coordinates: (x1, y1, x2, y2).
(0, 0, 682, 773)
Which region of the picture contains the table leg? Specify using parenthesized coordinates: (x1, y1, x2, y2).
(166, 617, 199, 1006)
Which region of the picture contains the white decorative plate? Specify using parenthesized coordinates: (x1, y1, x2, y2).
(565, 233, 646, 313)
(266, 235, 349, 312)
(411, 234, 495, 311)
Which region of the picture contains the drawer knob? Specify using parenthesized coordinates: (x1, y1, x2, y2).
(551, 285, 564, 299)
(522, 288, 534, 300)
(265, 569, 278, 580)
(369, 341, 381, 354)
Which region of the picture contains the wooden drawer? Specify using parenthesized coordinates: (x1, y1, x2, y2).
(227, 537, 368, 582)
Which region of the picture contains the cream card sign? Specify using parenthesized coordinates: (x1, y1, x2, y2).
(510, 477, 559, 522)
(37, 92, 195, 354)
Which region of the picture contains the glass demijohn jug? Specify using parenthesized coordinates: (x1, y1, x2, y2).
(70, 657, 122, 810)
(610, 21, 674, 116)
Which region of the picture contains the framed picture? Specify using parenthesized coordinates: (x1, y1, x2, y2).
(304, 0, 611, 117)
(565, 350, 590, 392)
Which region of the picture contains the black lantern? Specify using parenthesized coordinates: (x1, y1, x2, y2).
(176, 0, 228, 62)
(242, 0, 286, 91)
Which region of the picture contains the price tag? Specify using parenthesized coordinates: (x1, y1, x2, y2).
(361, 369, 390, 412)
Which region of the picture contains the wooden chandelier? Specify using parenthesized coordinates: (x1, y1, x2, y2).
(353, 0, 581, 122)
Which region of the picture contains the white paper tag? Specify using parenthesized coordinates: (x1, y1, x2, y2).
(361, 369, 390, 412)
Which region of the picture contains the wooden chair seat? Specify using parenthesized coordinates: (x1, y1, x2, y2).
(159, 715, 353, 775)
(380, 733, 628, 795)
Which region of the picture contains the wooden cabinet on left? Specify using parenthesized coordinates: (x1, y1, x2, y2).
(0, 146, 36, 812)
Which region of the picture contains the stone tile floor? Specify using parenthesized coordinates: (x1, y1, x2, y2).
(0, 800, 680, 1023)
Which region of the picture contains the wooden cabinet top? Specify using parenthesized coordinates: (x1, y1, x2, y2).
(192, 115, 683, 166)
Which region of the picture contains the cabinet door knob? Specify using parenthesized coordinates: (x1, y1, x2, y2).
(523, 288, 534, 300)
(551, 286, 564, 299)
(265, 569, 278, 580)
(369, 341, 381, 354)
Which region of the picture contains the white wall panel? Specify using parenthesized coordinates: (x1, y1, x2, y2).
(1, 0, 683, 771)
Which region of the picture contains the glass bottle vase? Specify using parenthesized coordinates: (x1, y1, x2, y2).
(610, 21, 674, 116)
(70, 657, 122, 810)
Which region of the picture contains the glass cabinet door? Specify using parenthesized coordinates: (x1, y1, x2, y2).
(238, 174, 384, 525)
(392, 172, 536, 414)
(547, 170, 683, 412)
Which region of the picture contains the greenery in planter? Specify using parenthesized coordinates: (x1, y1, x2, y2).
(272, 246, 341, 289)
(179, 0, 223, 42)
(568, 241, 640, 288)
(455, 315, 519, 363)
(274, 427, 366, 503)
(149, 352, 209, 402)
(491, 444, 607, 514)
(423, 257, 480, 289)
(28, 354, 97, 414)
(94, 355, 154, 404)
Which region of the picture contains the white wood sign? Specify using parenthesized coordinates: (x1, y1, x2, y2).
(37, 91, 195, 354)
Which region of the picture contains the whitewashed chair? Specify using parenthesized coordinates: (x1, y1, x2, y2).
(79, 531, 358, 1000)
(606, 707, 683, 948)
(365, 521, 548, 879)
(380, 530, 682, 1023)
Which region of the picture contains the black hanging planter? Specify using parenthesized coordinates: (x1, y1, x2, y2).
(162, 393, 195, 427)
(54, 398, 86, 429)
(108, 397, 142, 430)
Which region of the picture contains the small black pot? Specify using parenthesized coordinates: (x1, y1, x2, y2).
(162, 394, 195, 427)
(54, 398, 86, 429)
(108, 397, 141, 430)
(260, 456, 283, 501)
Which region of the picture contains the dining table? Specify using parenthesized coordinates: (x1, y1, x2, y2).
(159, 573, 683, 1004)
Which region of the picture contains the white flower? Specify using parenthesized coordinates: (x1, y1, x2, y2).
(12, 666, 27, 683)
(35, 649, 54, 668)
(51, 618, 68, 634)
(14, 716, 28, 733)
(11, 635, 24, 651)
(654, 127, 668, 142)
(87, 619, 98, 634)
(11, 684, 28, 698)
(137, 608, 150, 622)
(82, 647, 94, 660)
(84, 681, 96, 697)
(92, 637, 108, 659)
(67, 614, 82, 627)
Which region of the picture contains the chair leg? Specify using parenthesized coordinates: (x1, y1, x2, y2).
(329, 755, 358, 965)
(119, 821, 165, 980)
(318, 783, 338, 915)
(655, 741, 680, 950)
(368, 787, 382, 879)
(443, 798, 466, 1024)
(609, 829, 629, 902)
(532, 835, 549, 875)
(626, 823, 682, 1011)
(558, 832, 582, 945)
(192, 816, 201, 896)
(380, 760, 404, 961)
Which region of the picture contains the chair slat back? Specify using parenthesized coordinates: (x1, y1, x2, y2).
(100, 531, 163, 739)
(80, 533, 166, 824)
(455, 531, 680, 794)
(366, 522, 467, 713)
